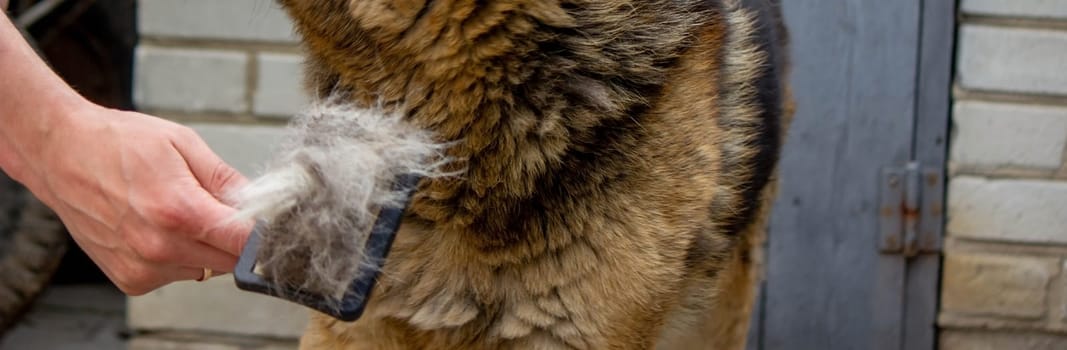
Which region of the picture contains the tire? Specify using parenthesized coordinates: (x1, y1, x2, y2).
(0, 173, 68, 332)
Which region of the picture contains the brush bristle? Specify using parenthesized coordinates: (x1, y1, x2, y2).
(228, 100, 450, 309)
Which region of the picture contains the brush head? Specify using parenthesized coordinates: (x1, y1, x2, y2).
(228, 100, 449, 316)
(235, 173, 420, 321)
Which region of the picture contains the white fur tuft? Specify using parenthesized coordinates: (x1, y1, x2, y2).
(228, 99, 450, 308)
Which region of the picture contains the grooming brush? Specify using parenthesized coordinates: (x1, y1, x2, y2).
(234, 173, 422, 322)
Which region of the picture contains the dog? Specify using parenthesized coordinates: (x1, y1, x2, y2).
(242, 0, 792, 348)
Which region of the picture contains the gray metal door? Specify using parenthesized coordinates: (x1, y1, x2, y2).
(747, 1, 956, 349)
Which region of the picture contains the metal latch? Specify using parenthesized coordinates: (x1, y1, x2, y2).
(879, 162, 943, 257)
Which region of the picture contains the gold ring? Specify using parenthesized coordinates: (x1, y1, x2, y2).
(197, 268, 212, 282)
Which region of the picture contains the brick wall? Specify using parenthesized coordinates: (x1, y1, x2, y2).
(941, 1, 1067, 348)
(129, 1, 308, 348)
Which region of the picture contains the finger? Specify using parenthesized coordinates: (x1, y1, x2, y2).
(131, 266, 207, 293)
(190, 242, 241, 273)
(172, 266, 213, 283)
(108, 263, 209, 295)
(125, 209, 241, 273)
(138, 234, 240, 273)
(170, 129, 248, 201)
(184, 189, 255, 256)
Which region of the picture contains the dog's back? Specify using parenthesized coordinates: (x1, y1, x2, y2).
(276, 0, 792, 348)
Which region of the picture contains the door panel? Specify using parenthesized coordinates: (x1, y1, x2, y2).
(752, 0, 942, 349)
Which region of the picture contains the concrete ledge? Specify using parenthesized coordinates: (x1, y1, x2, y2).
(942, 329, 1067, 350)
(128, 277, 308, 339)
(129, 331, 297, 350)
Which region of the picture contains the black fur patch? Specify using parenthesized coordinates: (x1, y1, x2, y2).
(718, 0, 786, 237)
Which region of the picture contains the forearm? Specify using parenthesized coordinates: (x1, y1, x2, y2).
(0, 13, 89, 183)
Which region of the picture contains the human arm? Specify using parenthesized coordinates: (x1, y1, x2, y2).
(0, 13, 252, 295)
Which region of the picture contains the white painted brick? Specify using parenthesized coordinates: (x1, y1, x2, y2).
(957, 25, 1067, 95)
(254, 53, 309, 118)
(947, 176, 1067, 244)
(941, 253, 1056, 319)
(134, 46, 249, 114)
(139, 0, 298, 43)
(187, 123, 286, 175)
(962, 0, 1067, 20)
(951, 101, 1067, 169)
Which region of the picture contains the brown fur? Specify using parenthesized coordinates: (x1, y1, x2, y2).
(274, 0, 793, 348)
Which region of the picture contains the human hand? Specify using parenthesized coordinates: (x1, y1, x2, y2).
(13, 102, 253, 295)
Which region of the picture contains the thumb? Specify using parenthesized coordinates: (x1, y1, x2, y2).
(188, 189, 255, 256)
(170, 127, 253, 255)
(171, 129, 248, 201)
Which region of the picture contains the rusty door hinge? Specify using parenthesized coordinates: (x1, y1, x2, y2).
(879, 162, 943, 257)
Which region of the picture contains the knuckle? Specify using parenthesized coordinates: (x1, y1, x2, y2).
(171, 125, 199, 142)
(211, 162, 241, 192)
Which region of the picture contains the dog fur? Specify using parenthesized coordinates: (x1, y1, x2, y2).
(255, 0, 793, 348)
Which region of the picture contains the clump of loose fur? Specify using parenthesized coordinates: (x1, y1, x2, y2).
(229, 100, 449, 308)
